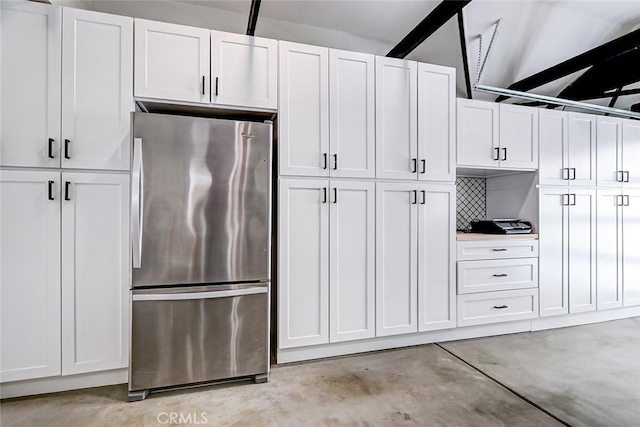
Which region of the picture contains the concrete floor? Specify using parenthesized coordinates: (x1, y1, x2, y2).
(1, 318, 637, 426)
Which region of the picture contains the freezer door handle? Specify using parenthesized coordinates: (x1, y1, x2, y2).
(132, 138, 144, 268)
(132, 287, 268, 301)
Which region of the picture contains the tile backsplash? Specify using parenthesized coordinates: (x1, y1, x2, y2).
(456, 177, 486, 231)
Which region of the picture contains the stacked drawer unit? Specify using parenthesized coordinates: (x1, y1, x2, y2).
(456, 238, 539, 326)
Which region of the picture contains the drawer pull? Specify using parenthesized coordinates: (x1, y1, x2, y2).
(492, 248, 507, 252)
(493, 305, 508, 309)
(492, 274, 508, 277)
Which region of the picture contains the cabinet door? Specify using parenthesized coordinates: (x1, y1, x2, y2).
(417, 63, 455, 182)
(622, 119, 640, 188)
(622, 190, 640, 307)
(210, 31, 277, 109)
(375, 57, 418, 180)
(499, 104, 538, 169)
(596, 116, 623, 188)
(568, 189, 596, 313)
(418, 184, 455, 332)
(1, 2, 61, 168)
(567, 112, 596, 186)
(278, 179, 329, 348)
(596, 190, 623, 310)
(329, 50, 375, 179)
(538, 187, 569, 317)
(134, 19, 210, 103)
(376, 182, 418, 336)
(279, 42, 329, 177)
(61, 173, 130, 375)
(456, 99, 499, 168)
(539, 110, 568, 185)
(329, 181, 375, 342)
(0, 171, 61, 382)
(62, 9, 133, 171)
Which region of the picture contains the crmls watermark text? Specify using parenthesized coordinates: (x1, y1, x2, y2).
(157, 412, 209, 425)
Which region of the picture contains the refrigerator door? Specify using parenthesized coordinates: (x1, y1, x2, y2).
(131, 113, 272, 287)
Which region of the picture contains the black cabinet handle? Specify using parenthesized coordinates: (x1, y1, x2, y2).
(493, 274, 508, 277)
(617, 171, 624, 183)
(421, 190, 426, 205)
(493, 147, 500, 161)
(48, 138, 55, 159)
(570, 168, 576, 180)
(322, 187, 327, 203)
(201, 76, 205, 95)
(64, 181, 71, 201)
(411, 158, 417, 173)
(563, 168, 570, 180)
(502, 147, 507, 161)
(617, 195, 624, 207)
(64, 139, 71, 159)
(411, 190, 417, 205)
(322, 153, 328, 169)
(569, 194, 576, 206)
(333, 154, 338, 170)
(333, 187, 337, 204)
(493, 305, 508, 309)
(624, 195, 630, 206)
(215, 77, 219, 96)
(492, 248, 507, 252)
(421, 159, 426, 174)
(624, 171, 630, 183)
(48, 180, 55, 200)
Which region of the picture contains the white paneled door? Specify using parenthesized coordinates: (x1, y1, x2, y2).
(278, 179, 329, 348)
(376, 182, 418, 336)
(418, 184, 456, 332)
(0, 171, 61, 382)
(622, 190, 640, 307)
(417, 64, 456, 182)
(61, 172, 130, 375)
(210, 31, 277, 110)
(567, 112, 596, 186)
(62, 8, 133, 171)
(329, 181, 375, 342)
(596, 116, 622, 188)
(134, 19, 210, 103)
(539, 109, 568, 186)
(1, 2, 61, 168)
(596, 189, 623, 310)
(456, 99, 499, 168)
(279, 42, 329, 177)
(375, 57, 417, 180)
(499, 104, 538, 169)
(329, 50, 375, 179)
(568, 189, 596, 313)
(623, 120, 640, 188)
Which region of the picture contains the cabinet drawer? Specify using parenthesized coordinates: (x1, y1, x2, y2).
(457, 289, 538, 327)
(457, 240, 538, 260)
(458, 259, 538, 294)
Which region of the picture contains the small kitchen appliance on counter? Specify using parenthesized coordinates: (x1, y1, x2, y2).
(470, 219, 533, 234)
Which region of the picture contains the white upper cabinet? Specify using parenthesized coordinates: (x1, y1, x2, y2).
(418, 184, 455, 331)
(567, 112, 596, 186)
(499, 104, 538, 169)
(279, 42, 330, 177)
(539, 109, 569, 185)
(329, 181, 375, 342)
(61, 172, 130, 375)
(376, 182, 418, 336)
(596, 189, 623, 310)
(278, 179, 329, 348)
(596, 116, 622, 188)
(210, 31, 277, 110)
(134, 19, 210, 103)
(456, 99, 499, 168)
(329, 50, 375, 179)
(622, 190, 640, 307)
(1, 2, 61, 168)
(1, 170, 61, 382)
(417, 64, 456, 182)
(375, 57, 418, 180)
(62, 8, 133, 171)
(622, 119, 640, 188)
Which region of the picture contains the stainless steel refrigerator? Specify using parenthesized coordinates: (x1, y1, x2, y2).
(128, 113, 272, 401)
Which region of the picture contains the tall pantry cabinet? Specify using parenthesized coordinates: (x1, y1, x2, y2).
(0, 3, 132, 383)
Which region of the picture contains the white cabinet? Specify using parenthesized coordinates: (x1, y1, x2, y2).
(278, 42, 330, 177)
(600, 118, 640, 188)
(61, 173, 130, 375)
(376, 182, 418, 336)
(278, 179, 329, 348)
(499, 104, 538, 169)
(375, 57, 418, 180)
(0, 171, 61, 382)
(539, 187, 595, 316)
(210, 31, 277, 110)
(1, 2, 61, 168)
(62, 8, 133, 171)
(456, 99, 499, 168)
(134, 19, 210, 103)
(622, 190, 640, 306)
(539, 109, 568, 185)
(329, 50, 375, 179)
(567, 112, 596, 186)
(329, 181, 375, 342)
(457, 289, 538, 327)
(417, 64, 456, 182)
(418, 184, 456, 331)
(596, 189, 623, 310)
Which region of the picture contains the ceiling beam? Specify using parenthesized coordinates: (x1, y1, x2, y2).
(246, 0, 262, 36)
(457, 11, 473, 99)
(496, 28, 640, 102)
(387, 0, 472, 59)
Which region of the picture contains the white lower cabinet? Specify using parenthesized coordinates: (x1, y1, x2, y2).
(622, 191, 640, 306)
(0, 170, 130, 383)
(457, 289, 538, 327)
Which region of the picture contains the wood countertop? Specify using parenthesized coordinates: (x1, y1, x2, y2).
(456, 232, 539, 241)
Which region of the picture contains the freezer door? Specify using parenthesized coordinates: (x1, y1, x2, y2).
(129, 283, 269, 391)
(131, 113, 272, 287)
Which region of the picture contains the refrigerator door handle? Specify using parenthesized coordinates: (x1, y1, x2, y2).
(132, 138, 144, 268)
(132, 287, 268, 301)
